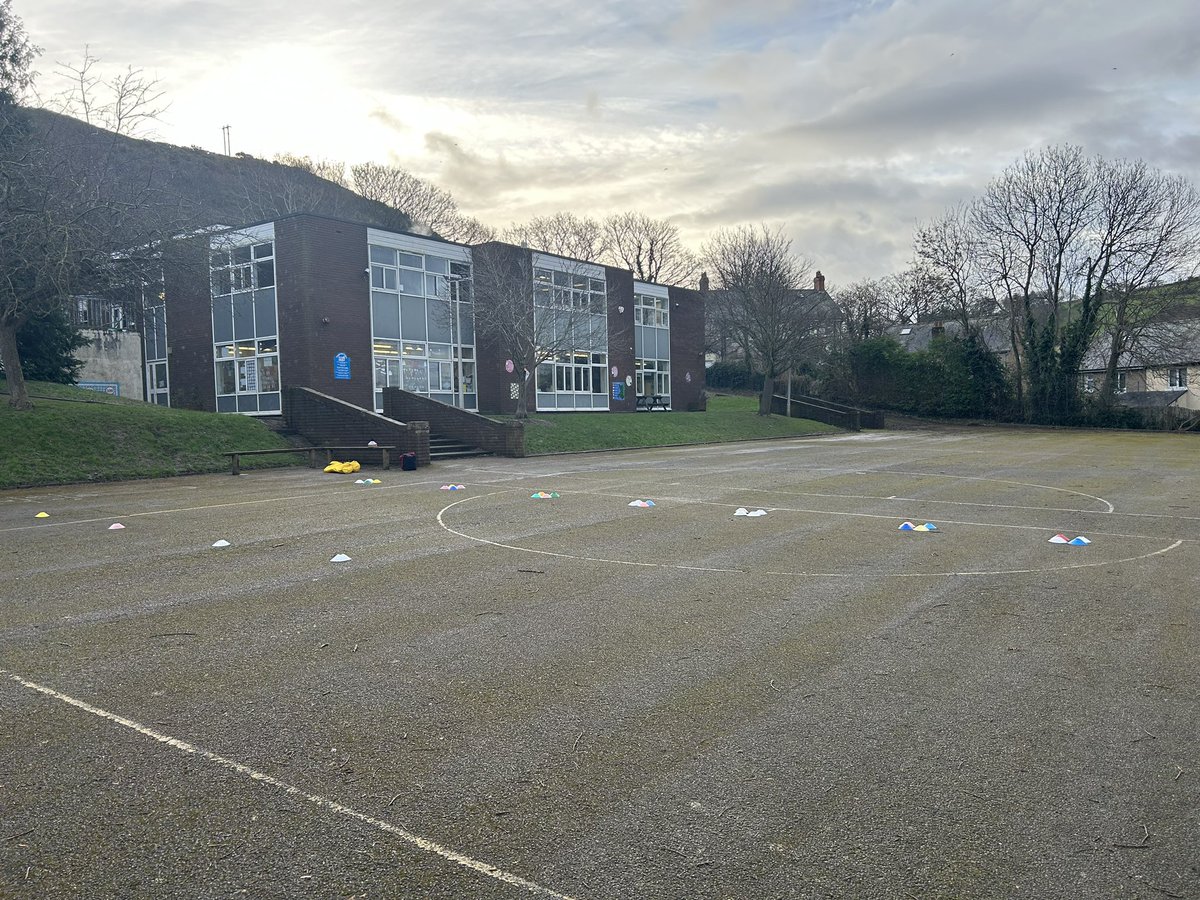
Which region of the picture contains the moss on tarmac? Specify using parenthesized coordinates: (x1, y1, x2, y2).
(1, 426, 1198, 898)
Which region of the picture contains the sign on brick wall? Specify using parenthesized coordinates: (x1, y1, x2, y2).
(334, 353, 351, 380)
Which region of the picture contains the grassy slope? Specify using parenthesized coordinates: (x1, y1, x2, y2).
(519, 394, 839, 454)
(0, 380, 300, 488)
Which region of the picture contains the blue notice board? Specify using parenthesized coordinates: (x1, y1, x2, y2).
(611, 382, 625, 401)
(334, 353, 351, 380)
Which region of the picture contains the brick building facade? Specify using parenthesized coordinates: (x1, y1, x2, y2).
(153, 213, 705, 417)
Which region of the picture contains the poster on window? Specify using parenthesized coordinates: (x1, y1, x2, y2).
(241, 358, 259, 393)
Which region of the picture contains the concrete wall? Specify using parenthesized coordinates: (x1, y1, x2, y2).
(75, 329, 143, 399)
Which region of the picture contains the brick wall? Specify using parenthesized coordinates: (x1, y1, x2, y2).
(276, 216, 374, 409)
(472, 241, 532, 415)
(162, 236, 218, 411)
(382, 388, 524, 456)
(668, 286, 707, 411)
(605, 267, 637, 411)
(284, 387, 430, 467)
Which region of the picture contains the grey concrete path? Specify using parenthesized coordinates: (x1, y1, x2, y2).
(1, 425, 1197, 899)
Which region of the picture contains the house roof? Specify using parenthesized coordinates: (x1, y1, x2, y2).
(1114, 390, 1188, 410)
(1080, 316, 1200, 371)
(884, 317, 1013, 354)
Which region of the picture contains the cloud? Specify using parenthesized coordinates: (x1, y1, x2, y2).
(15, 0, 1200, 282)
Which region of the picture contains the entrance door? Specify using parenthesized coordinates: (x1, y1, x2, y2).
(147, 362, 169, 406)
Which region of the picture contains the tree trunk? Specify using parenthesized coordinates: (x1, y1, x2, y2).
(758, 374, 774, 416)
(0, 321, 33, 410)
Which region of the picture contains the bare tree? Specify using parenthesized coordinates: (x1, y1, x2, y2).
(504, 212, 608, 262)
(702, 224, 817, 415)
(830, 277, 894, 343)
(273, 153, 349, 189)
(1088, 161, 1200, 399)
(602, 211, 700, 286)
(438, 212, 497, 245)
(350, 162, 459, 234)
(914, 204, 987, 331)
(49, 47, 168, 137)
(470, 243, 607, 418)
(961, 144, 1200, 421)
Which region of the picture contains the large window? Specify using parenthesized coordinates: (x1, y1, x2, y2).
(532, 255, 608, 411)
(1169, 367, 1188, 389)
(143, 299, 169, 407)
(368, 233, 474, 411)
(634, 287, 671, 404)
(211, 233, 280, 414)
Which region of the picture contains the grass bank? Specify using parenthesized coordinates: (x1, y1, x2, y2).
(0, 380, 300, 489)
(516, 393, 839, 454)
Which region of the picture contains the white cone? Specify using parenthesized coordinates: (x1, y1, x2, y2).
(747, 509, 767, 517)
(211, 539, 231, 548)
(108, 523, 126, 530)
(734, 507, 749, 516)
(330, 553, 352, 563)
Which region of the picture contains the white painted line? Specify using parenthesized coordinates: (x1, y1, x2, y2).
(0, 669, 578, 900)
(437, 492, 1186, 579)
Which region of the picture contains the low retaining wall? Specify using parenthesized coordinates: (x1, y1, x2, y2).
(284, 387, 430, 467)
(772, 394, 885, 431)
(382, 388, 524, 457)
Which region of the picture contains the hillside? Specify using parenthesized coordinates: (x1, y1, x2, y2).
(21, 107, 411, 234)
(0, 380, 301, 488)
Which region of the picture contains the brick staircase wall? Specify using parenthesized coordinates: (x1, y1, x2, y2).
(382, 388, 525, 457)
(284, 387, 431, 467)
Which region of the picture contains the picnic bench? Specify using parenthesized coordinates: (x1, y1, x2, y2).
(636, 394, 669, 411)
(223, 445, 396, 475)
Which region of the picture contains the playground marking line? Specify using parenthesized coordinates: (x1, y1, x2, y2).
(0, 669, 578, 900)
(437, 491, 1185, 579)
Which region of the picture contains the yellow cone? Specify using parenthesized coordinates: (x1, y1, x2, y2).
(35, 512, 50, 518)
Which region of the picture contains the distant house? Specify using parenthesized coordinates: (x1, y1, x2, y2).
(1079, 315, 1200, 415)
(884, 317, 1016, 366)
(704, 271, 839, 366)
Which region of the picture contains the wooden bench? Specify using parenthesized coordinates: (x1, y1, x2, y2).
(223, 445, 396, 475)
(636, 394, 669, 411)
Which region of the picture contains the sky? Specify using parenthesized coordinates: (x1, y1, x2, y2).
(16, 0, 1200, 286)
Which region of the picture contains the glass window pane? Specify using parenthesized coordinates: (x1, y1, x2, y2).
(426, 273, 445, 297)
(259, 393, 281, 412)
(253, 288, 276, 337)
(212, 296, 233, 343)
(457, 302, 473, 343)
(400, 297, 427, 339)
(425, 256, 449, 274)
(233, 294, 255, 340)
(372, 292, 400, 338)
(537, 363, 553, 392)
(212, 269, 231, 296)
(399, 269, 423, 294)
(402, 341, 426, 356)
(370, 245, 397, 266)
(255, 261, 275, 288)
(257, 338, 278, 354)
(428, 343, 451, 360)
(399, 252, 423, 269)
(253, 242, 273, 259)
(232, 246, 252, 264)
(217, 395, 238, 412)
(373, 338, 400, 355)
(259, 356, 280, 391)
(427, 298, 452, 342)
(403, 357, 429, 392)
(215, 360, 236, 395)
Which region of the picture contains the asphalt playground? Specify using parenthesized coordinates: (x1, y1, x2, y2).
(1, 424, 1197, 899)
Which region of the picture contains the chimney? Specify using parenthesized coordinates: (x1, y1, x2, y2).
(813, 271, 825, 292)
(699, 271, 710, 293)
